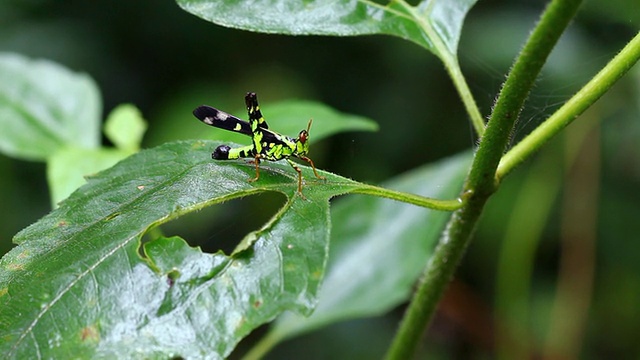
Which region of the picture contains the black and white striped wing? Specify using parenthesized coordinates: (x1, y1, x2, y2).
(193, 105, 252, 137)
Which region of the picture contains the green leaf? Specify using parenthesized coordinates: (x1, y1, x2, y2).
(263, 151, 472, 346)
(47, 105, 148, 207)
(176, 0, 478, 57)
(196, 98, 378, 144)
(103, 104, 147, 152)
(263, 99, 378, 141)
(0, 52, 101, 161)
(46, 147, 131, 207)
(0, 140, 368, 359)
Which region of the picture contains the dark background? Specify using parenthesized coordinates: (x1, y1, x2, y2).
(1, 0, 639, 358)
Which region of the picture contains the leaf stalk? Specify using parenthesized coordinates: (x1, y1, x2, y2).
(398, 0, 486, 136)
(352, 184, 462, 211)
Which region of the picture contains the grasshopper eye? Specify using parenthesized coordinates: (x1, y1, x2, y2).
(299, 130, 308, 143)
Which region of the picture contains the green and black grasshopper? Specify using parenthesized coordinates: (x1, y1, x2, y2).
(193, 92, 325, 195)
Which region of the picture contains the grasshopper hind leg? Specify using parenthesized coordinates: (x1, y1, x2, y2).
(247, 155, 261, 183)
(212, 145, 231, 160)
(211, 144, 261, 183)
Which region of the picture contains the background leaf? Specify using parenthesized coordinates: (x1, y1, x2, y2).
(176, 0, 478, 56)
(46, 105, 148, 207)
(0, 52, 101, 161)
(103, 104, 147, 152)
(265, 151, 471, 344)
(46, 147, 131, 207)
(0, 140, 369, 359)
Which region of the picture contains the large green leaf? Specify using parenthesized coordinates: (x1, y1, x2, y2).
(176, 0, 478, 57)
(264, 151, 472, 346)
(0, 140, 368, 359)
(0, 52, 101, 161)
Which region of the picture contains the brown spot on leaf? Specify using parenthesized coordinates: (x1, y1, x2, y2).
(80, 325, 100, 342)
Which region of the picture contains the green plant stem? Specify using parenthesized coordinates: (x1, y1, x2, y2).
(352, 184, 462, 211)
(497, 30, 640, 180)
(445, 54, 486, 137)
(384, 0, 583, 358)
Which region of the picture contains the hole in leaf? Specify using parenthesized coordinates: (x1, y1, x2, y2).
(159, 191, 287, 255)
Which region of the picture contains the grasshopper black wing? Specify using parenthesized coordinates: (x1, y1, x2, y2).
(193, 105, 252, 136)
(259, 128, 291, 147)
(245, 92, 269, 130)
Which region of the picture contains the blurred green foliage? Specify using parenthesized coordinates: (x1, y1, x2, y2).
(1, 0, 639, 358)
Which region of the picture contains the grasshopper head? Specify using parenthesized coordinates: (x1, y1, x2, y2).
(295, 119, 313, 156)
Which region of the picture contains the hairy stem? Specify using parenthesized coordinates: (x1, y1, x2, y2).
(497, 30, 640, 180)
(385, 0, 584, 358)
